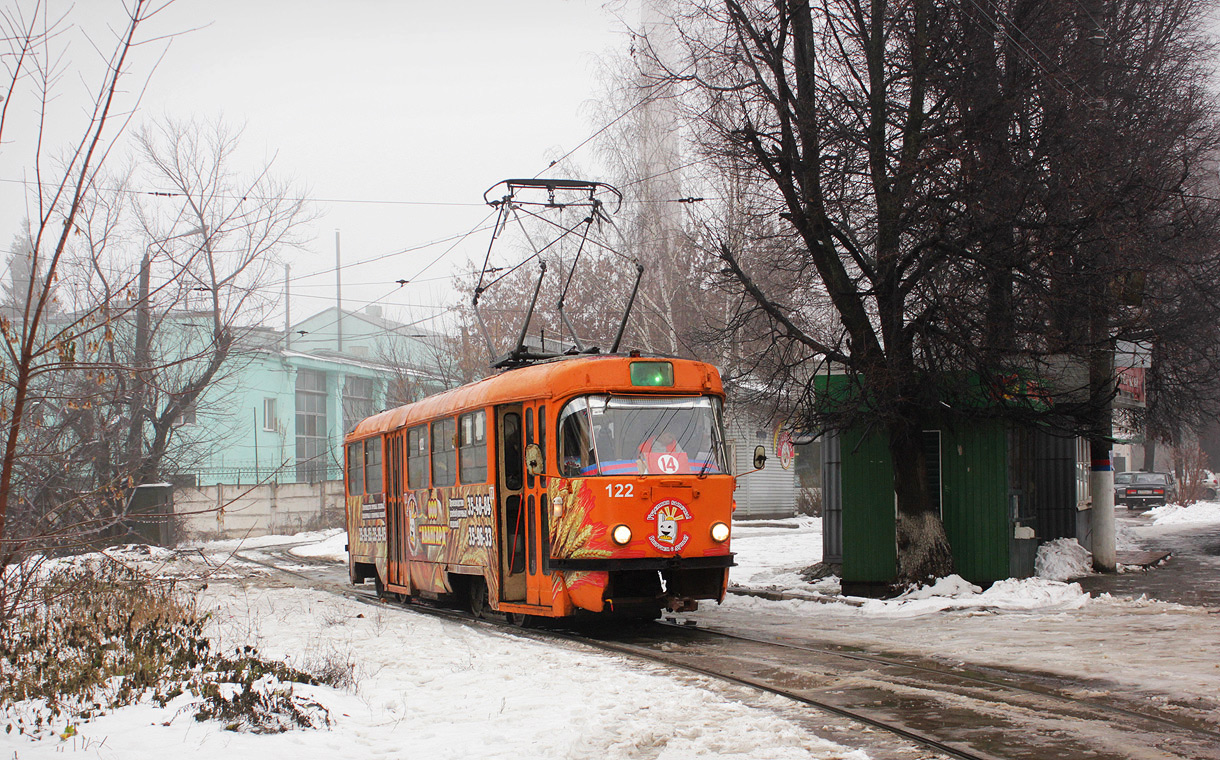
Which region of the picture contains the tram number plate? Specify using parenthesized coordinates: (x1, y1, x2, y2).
(605, 483, 635, 498)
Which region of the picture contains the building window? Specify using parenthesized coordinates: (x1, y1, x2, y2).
(431, 417, 456, 487)
(343, 375, 378, 434)
(459, 410, 487, 484)
(263, 398, 278, 432)
(408, 425, 428, 489)
(296, 369, 329, 482)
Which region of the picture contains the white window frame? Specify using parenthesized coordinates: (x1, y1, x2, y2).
(263, 397, 278, 432)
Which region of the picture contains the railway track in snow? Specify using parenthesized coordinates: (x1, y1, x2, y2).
(237, 547, 1220, 760)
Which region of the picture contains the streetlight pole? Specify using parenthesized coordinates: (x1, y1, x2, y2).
(128, 227, 206, 471)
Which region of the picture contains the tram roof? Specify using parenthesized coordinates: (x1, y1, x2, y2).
(347, 354, 724, 440)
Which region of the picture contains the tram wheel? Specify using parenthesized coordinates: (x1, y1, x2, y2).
(374, 574, 387, 599)
(507, 612, 534, 628)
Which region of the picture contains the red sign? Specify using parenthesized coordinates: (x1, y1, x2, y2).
(645, 452, 689, 474)
(1117, 366, 1145, 404)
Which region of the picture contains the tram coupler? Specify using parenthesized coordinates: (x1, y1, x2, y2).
(665, 597, 699, 613)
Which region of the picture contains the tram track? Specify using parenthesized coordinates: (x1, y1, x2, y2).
(577, 621, 1220, 760)
(236, 549, 1220, 760)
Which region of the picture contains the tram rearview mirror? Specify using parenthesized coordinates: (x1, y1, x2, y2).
(525, 443, 545, 476)
(753, 446, 767, 471)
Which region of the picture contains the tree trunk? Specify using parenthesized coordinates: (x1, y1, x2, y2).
(887, 414, 954, 586)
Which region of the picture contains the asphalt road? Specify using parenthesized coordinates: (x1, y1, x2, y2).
(1076, 508, 1220, 609)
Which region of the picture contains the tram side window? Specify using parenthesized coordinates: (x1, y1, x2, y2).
(347, 442, 364, 495)
(431, 417, 456, 487)
(365, 437, 383, 495)
(407, 425, 428, 489)
(459, 410, 487, 484)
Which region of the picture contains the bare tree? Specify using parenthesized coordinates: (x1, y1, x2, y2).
(632, 0, 1220, 585)
(126, 118, 311, 485)
(0, 1, 310, 564)
(0, 0, 170, 559)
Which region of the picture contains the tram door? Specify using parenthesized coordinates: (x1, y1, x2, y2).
(496, 406, 528, 602)
(522, 400, 550, 606)
(385, 430, 407, 589)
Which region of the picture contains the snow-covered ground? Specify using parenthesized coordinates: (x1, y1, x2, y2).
(706, 503, 1220, 721)
(4, 503, 1220, 759)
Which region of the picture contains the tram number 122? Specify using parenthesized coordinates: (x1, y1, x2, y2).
(605, 483, 635, 498)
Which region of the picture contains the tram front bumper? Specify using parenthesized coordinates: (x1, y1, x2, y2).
(548, 554, 735, 572)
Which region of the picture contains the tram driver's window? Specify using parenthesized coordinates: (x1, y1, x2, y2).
(560, 402, 595, 477)
(407, 425, 428, 489)
(431, 417, 456, 487)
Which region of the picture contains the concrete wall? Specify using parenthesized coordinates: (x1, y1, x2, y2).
(174, 480, 346, 541)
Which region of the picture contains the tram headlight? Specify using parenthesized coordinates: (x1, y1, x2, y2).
(611, 524, 633, 545)
(710, 521, 730, 543)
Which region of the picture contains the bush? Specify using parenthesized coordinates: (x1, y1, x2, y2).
(0, 556, 336, 738)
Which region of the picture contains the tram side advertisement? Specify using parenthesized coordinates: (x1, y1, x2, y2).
(401, 485, 498, 597)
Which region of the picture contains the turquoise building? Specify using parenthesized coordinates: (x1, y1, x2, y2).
(177, 306, 441, 486)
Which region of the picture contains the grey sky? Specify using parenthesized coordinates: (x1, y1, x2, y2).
(3, 0, 630, 330)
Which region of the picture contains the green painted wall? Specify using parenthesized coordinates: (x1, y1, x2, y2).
(840, 429, 897, 583)
(839, 420, 1012, 587)
(939, 422, 1010, 584)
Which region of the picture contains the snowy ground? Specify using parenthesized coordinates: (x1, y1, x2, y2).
(4, 503, 1220, 759)
(708, 503, 1220, 720)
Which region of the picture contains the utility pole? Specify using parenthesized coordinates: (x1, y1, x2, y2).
(335, 229, 343, 353)
(284, 263, 292, 350)
(128, 247, 153, 470)
(1080, 0, 1116, 572)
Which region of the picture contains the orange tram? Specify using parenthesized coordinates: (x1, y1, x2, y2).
(344, 354, 739, 621)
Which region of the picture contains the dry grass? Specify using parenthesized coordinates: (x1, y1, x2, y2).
(0, 556, 347, 738)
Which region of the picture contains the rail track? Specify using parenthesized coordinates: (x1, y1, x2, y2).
(236, 547, 1220, 760)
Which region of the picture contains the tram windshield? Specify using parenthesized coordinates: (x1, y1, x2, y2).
(558, 395, 729, 477)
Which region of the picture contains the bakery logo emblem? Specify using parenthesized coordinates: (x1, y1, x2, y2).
(647, 499, 692, 552)
(420, 490, 447, 547)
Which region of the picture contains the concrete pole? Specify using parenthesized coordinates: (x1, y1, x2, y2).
(335, 229, 343, 353)
(284, 263, 291, 350)
(1081, 0, 1116, 573)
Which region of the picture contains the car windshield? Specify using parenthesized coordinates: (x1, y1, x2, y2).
(1114, 473, 1134, 485)
(558, 395, 729, 476)
(1132, 473, 1169, 485)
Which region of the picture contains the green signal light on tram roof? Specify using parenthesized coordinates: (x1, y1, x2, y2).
(630, 361, 674, 387)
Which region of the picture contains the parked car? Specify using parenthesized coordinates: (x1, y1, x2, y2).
(1115, 471, 1177, 509)
(1113, 471, 1135, 503)
(1201, 471, 1219, 500)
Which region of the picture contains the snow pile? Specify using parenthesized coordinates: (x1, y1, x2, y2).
(180, 529, 340, 554)
(288, 529, 347, 561)
(1035, 538, 1092, 581)
(853, 575, 1090, 617)
(1144, 500, 1220, 526)
(729, 515, 837, 595)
